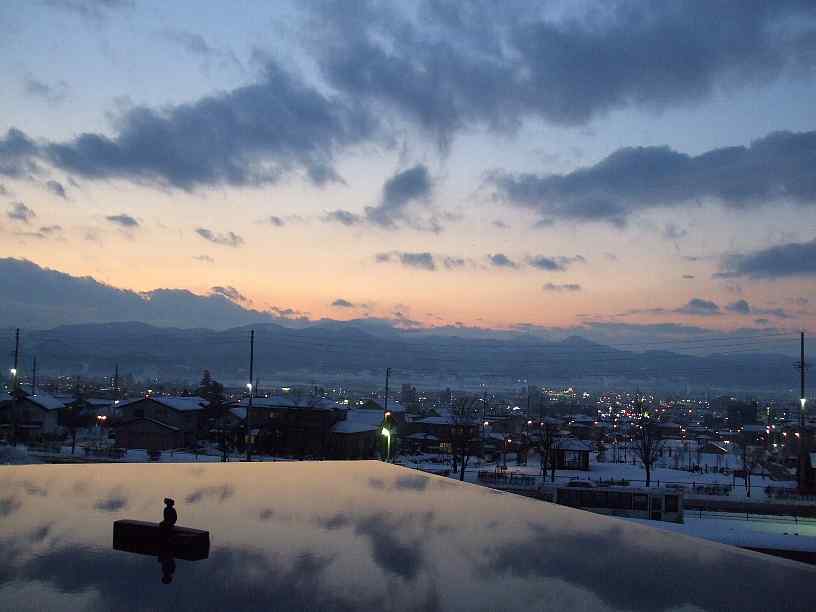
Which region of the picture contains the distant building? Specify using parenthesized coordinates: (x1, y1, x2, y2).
(115, 418, 183, 451)
(115, 396, 207, 447)
(0, 391, 65, 438)
(552, 438, 592, 470)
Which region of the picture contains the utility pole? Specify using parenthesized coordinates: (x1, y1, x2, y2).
(795, 331, 809, 491)
(384, 367, 390, 413)
(113, 363, 120, 398)
(32, 356, 37, 394)
(11, 328, 19, 446)
(246, 329, 254, 462)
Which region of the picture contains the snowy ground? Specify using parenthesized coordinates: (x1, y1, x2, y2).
(396, 450, 802, 503)
(623, 512, 816, 553)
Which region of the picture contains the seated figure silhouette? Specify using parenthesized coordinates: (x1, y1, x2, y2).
(161, 498, 178, 529)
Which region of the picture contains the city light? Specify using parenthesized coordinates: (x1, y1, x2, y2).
(10, 368, 16, 377)
(381, 427, 390, 437)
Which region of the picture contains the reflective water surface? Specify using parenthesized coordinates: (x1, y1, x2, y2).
(1, 461, 814, 611)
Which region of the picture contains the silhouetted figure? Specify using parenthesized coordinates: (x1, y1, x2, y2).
(161, 498, 177, 529)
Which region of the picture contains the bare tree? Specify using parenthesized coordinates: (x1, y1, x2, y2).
(449, 397, 480, 481)
(632, 398, 663, 487)
(732, 432, 766, 497)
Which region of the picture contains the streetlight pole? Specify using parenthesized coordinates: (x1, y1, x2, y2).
(246, 330, 254, 462)
(381, 426, 391, 462)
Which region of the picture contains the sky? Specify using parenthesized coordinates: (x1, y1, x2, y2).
(1, 0, 816, 344)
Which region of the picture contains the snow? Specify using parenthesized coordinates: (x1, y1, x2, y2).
(26, 392, 67, 411)
(116, 396, 207, 411)
(233, 395, 341, 411)
(332, 409, 383, 434)
(623, 513, 816, 553)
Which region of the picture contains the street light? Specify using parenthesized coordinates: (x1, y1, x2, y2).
(381, 427, 391, 462)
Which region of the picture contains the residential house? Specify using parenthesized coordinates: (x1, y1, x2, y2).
(115, 396, 207, 447)
(0, 391, 65, 439)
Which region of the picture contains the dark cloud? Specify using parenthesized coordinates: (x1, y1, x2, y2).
(682, 274, 695, 279)
(196, 227, 243, 247)
(488, 253, 518, 269)
(493, 130, 816, 225)
(185, 484, 234, 504)
(442, 256, 468, 269)
(45, 179, 67, 198)
(7, 202, 35, 223)
(719, 238, 816, 278)
(331, 298, 355, 308)
(526, 254, 585, 271)
(726, 299, 751, 315)
(675, 298, 721, 316)
(322, 209, 363, 226)
(375, 251, 436, 271)
(2, 62, 376, 190)
(0, 129, 39, 178)
(543, 283, 581, 292)
(211, 286, 246, 303)
(13, 224, 63, 240)
(105, 213, 139, 228)
(23, 75, 68, 104)
(264, 215, 285, 227)
(308, 2, 816, 145)
(364, 164, 433, 228)
(0, 496, 21, 517)
(94, 494, 127, 512)
(663, 224, 687, 240)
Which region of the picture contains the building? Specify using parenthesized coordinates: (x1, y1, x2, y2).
(552, 438, 592, 470)
(115, 396, 207, 447)
(114, 417, 183, 451)
(0, 391, 65, 439)
(329, 409, 383, 459)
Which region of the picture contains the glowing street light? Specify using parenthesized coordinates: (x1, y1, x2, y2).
(381, 427, 391, 462)
(9, 368, 16, 377)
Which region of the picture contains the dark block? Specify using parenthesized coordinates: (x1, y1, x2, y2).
(113, 520, 210, 561)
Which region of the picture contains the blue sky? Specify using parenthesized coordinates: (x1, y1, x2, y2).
(1, 0, 815, 345)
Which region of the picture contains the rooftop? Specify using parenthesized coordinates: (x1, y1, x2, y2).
(0, 462, 813, 611)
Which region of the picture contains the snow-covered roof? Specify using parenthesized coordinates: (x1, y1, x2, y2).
(554, 438, 593, 451)
(23, 392, 66, 411)
(121, 396, 207, 411)
(331, 409, 382, 434)
(235, 395, 341, 411)
(406, 433, 439, 440)
(365, 398, 405, 413)
(230, 406, 247, 420)
(118, 417, 181, 431)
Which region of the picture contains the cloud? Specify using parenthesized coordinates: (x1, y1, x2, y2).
(105, 213, 139, 228)
(718, 238, 816, 278)
(195, 228, 243, 247)
(193, 255, 214, 264)
(331, 298, 354, 308)
(682, 274, 695, 279)
(674, 298, 721, 316)
(23, 75, 69, 104)
(158, 28, 243, 72)
(1, 61, 377, 191)
(487, 253, 518, 269)
(754, 318, 770, 325)
(543, 283, 581, 292)
(0, 128, 39, 178)
(211, 286, 246, 303)
(364, 164, 433, 228)
(43, 0, 134, 23)
(526, 254, 585, 271)
(263, 215, 285, 227)
(7, 202, 35, 223)
(726, 299, 751, 315)
(14, 224, 64, 240)
(375, 251, 436, 271)
(45, 180, 67, 198)
(663, 224, 687, 241)
(308, 2, 816, 145)
(492, 220, 508, 229)
(322, 209, 363, 226)
(493, 130, 816, 225)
